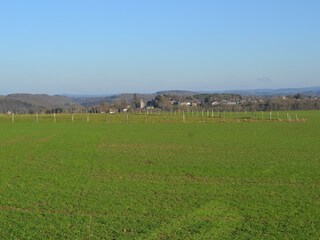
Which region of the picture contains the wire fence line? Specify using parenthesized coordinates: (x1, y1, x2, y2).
(0, 111, 307, 124)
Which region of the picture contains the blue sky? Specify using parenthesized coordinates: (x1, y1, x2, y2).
(0, 0, 319, 94)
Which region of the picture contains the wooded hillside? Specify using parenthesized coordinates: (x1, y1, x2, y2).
(0, 94, 82, 113)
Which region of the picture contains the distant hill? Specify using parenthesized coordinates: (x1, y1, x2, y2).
(203, 86, 320, 96)
(0, 99, 33, 114)
(156, 90, 198, 96)
(71, 93, 156, 107)
(0, 94, 81, 113)
(6, 94, 75, 108)
(1, 86, 319, 113)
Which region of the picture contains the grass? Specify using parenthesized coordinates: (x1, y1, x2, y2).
(0, 111, 319, 239)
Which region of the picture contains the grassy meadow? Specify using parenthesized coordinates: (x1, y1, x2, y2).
(0, 111, 319, 239)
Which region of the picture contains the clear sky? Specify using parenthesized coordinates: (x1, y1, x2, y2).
(0, 0, 319, 94)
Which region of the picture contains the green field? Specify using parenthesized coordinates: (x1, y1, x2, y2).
(0, 111, 319, 239)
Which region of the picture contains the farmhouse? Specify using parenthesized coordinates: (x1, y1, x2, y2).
(180, 102, 191, 106)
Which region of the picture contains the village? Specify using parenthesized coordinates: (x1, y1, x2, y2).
(89, 93, 320, 114)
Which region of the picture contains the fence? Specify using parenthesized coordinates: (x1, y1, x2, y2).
(0, 111, 307, 124)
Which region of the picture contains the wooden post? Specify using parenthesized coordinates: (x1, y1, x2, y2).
(277, 112, 280, 121)
(53, 113, 56, 123)
(269, 112, 272, 120)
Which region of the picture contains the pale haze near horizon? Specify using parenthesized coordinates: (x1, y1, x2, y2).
(0, 0, 319, 95)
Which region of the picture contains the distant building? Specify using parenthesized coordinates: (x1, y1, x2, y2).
(226, 101, 237, 105)
(123, 105, 130, 112)
(140, 99, 145, 109)
(180, 102, 191, 106)
(146, 101, 155, 109)
(109, 108, 117, 114)
(170, 100, 179, 105)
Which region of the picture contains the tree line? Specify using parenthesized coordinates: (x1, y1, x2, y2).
(1, 93, 320, 114)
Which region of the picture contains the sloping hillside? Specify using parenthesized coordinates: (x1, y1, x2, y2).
(0, 94, 81, 113)
(0, 99, 33, 114)
(71, 93, 156, 107)
(6, 94, 75, 108)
